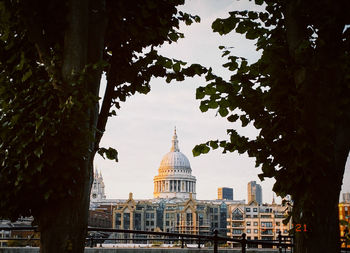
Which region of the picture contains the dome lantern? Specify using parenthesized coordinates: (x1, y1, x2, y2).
(170, 127, 180, 152)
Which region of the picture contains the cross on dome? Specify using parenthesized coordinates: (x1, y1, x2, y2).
(170, 127, 180, 152)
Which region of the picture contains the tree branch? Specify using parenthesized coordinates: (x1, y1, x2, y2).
(94, 57, 117, 152)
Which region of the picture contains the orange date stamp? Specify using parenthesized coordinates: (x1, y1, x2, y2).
(292, 223, 307, 232)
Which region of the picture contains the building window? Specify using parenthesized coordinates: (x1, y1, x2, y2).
(253, 208, 257, 212)
(254, 229, 258, 234)
(233, 229, 242, 234)
(254, 222, 258, 226)
(246, 222, 251, 226)
(232, 208, 243, 220)
(261, 222, 272, 228)
(247, 229, 251, 233)
(246, 208, 251, 212)
(276, 222, 280, 226)
(115, 213, 121, 227)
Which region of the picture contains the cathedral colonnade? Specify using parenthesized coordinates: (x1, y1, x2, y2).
(154, 179, 196, 193)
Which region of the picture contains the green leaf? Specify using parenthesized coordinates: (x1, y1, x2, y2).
(196, 87, 205, 99)
(21, 69, 32, 82)
(236, 22, 246, 34)
(227, 114, 239, 122)
(240, 115, 249, 127)
(169, 33, 179, 42)
(164, 60, 172, 69)
(173, 62, 181, 72)
(209, 141, 219, 149)
(208, 100, 218, 109)
(218, 107, 229, 117)
(98, 147, 118, 162)
(248, 12, 259, 20)
(199, 102, 209, 112)
(192, 144, 210, 157)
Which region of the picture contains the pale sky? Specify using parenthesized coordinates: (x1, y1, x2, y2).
(95, 0, 350, 203)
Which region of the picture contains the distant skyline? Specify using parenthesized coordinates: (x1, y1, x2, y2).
(95, 0, 350, 203)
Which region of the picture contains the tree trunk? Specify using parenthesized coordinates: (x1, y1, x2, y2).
(293, 180, 341, 253)
(38, 0, 107, 251)
(39, 164, 92, 253)
(285, 1, 350, 251)
(293, 132, 349, 253)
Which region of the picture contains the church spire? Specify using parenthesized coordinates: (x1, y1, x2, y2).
(170, 127, 180, 152)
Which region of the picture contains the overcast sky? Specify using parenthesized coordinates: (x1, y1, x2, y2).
(95, 0, 350, 203)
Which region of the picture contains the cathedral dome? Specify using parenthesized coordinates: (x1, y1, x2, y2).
(154, 128, 197, 199)
(160, 151, 191, 170)
(158, 128, 191, 175)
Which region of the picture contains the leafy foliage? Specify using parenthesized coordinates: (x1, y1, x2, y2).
(194, 0, 350, 197)
(0, 0, 205, 222)
(193, 2, 350, 248)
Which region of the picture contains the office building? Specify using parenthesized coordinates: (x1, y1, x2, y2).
(218, 187, 233, 200)
(248, 181, 262, 205)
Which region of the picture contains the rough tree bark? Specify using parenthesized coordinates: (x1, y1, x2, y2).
(38, 0, 107, 252)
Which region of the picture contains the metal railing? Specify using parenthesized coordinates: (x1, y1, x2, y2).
(1, 226, 349, 252)
(1, 226, 294, 252)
